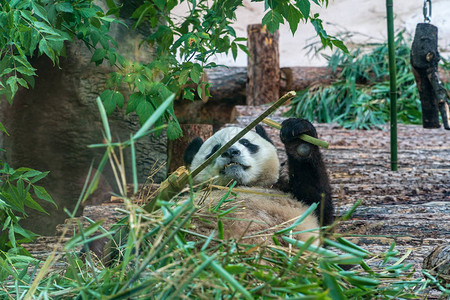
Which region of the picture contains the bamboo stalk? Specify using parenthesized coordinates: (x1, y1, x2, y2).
(145, 91, 298, 207)
(190, 91, 297, 179)
(386, 0, 398, 171)
(262, 118, 329, 149)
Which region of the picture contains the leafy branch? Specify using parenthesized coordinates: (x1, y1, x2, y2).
(1, 0, 347, 140)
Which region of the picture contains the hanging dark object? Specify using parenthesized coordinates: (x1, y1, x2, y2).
(410, 0, 450, 130)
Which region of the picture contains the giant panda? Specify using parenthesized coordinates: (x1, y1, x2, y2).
(183, 118, 333, 245)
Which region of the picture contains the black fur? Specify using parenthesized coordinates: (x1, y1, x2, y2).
(206, 144, 221, 160)
(255, 125, 273, 144)
(222, 146, 241, 158)
(239, 139, 259, 154)
(184, 137, 203, 165)
(280, 118, 333, 226)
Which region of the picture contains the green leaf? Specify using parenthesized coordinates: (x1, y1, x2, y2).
(22, 170, 42, 179)
(135, 75, 147, 92)
(29, 171, 49, 184)
(91, 48, 106, 65)
(262, 10, 284, 33)
(183, 88, 194, 101)
(9, 224, 17, 249)
(133, 93, 175, 140)
(197, 83, 204, 99)
(231, 42, 238, 60)
(108, 51, 117, 66)
(237, 43, 249, 56)
(225, 264, 247, 275)
(23, 194, 47, 214)
(55, 2, 74, 13)
(114, 91, 124, 108)
(190, 63, 202, 84)
(166, 120, 182, 140)
(13, 223, 38, 241)
(31, 2, 50, 23)
(332, 39, 349, 53)
(287, 5, 302, 34)
(179, 69, 190, 85)
(6, 77, 18, 98)
(296, 0, 311, 20)
(154, 0, 166, 11)
(16, 78, 28, 89)
(320, 261, 346, 299)
(38, 39, 54, 60)
(33, 186, 55, 205)
(136, 99, 154, 125)
(127, 92, 145, 114)
(90, 30, 101, 47)
(0, 122, 9, 136)
(100, 90, 117, 115)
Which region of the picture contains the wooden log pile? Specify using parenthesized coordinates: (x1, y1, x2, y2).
(232, 105, 449, 280)
(25, 107, 449, 285)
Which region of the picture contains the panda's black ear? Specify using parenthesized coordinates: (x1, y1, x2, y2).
(184, 137, 203, 165)
(255, 125, 273, 144)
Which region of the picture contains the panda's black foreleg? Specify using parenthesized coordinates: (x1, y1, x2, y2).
(280, 118, 334, 227)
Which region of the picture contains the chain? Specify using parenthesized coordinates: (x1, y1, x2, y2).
(423, 0, 432, 23)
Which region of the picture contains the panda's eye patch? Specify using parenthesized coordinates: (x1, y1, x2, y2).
(239, 139, 259, 154)
(205, 144, 221, 160)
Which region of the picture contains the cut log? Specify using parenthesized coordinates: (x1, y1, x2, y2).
(246, 24, 280, 105)
(174, 66, 337, 126)
(280, 67, 335, 95)
(423, 245, 450, 283)
(174, 60, 449, 126)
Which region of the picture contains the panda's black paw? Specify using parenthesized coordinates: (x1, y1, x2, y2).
(280, 118, 318, 144)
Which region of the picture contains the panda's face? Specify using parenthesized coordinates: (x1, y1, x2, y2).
(190, 127, 280, 186)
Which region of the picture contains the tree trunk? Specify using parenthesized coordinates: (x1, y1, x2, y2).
(246, 24, 280, 105)
(0, 0, 165, 235)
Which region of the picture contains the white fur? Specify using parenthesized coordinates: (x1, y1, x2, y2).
(190, 127, 279, 186)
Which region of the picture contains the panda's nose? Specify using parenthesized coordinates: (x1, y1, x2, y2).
(222, 147, 241, 158)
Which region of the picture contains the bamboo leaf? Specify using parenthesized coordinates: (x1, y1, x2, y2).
(33, 185, 55, 205)
(200, 253, 253, 300)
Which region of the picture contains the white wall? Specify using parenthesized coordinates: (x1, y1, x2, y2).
(173, 0, 450, 67)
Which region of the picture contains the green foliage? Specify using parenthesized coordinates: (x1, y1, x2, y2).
(0, 0, 119, 100)
(100, 0, 346, 138)
(286, 31, 429, 129)
(0, 196, 438, 298)
(0, 0, 348, 139)
(0, 103, 444, 298)
(257, 0, 347, 52)
(0, 0, 122, 136)
(0, 163, 56, 255)
(101, 0, 249, 139)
